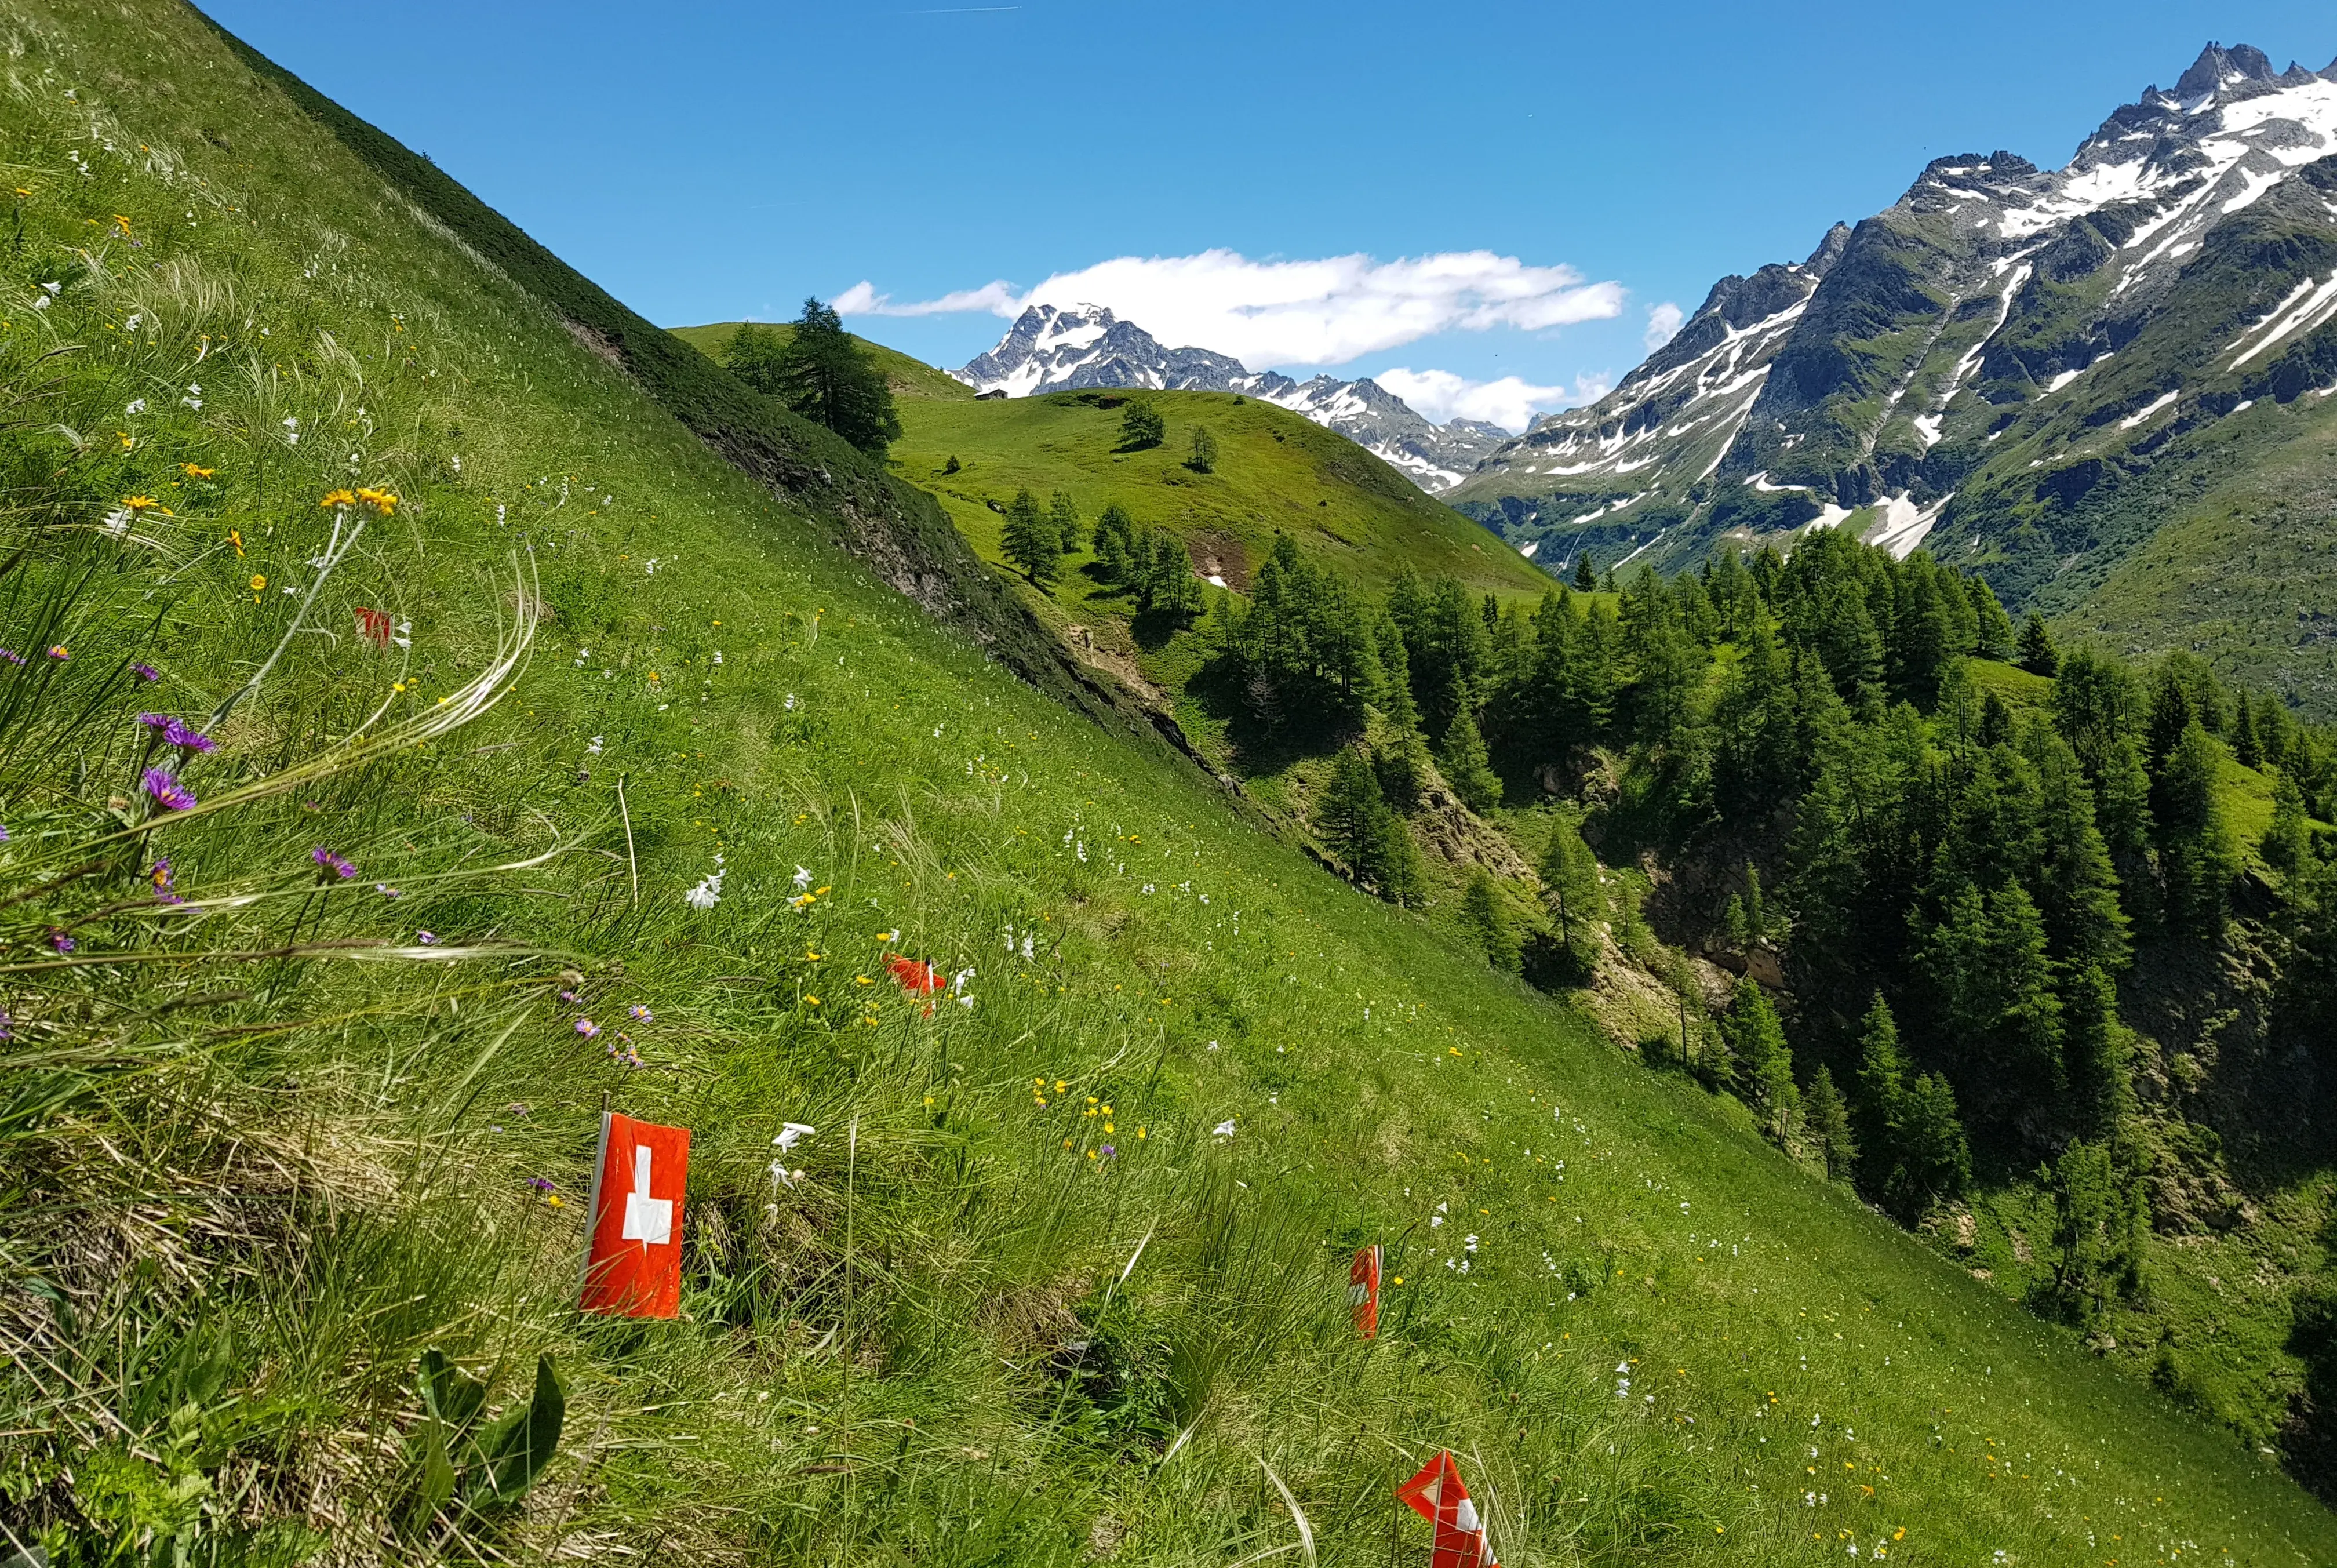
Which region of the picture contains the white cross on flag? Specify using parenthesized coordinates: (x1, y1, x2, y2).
(580, 1111, 690, 1318)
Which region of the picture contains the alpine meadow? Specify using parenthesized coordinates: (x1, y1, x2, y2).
(9, 5, 2337, 1567)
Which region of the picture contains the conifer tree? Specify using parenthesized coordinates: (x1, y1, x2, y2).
(1440, 704, 1502, 813)
(1977, 689, 2015, 748)
(1091, 502, 1134, 577)
(768, 298, 901, 455)
(1724, 977, 1800, 1141)
(1921, 881, 2066, 1119)
(1852, 993, 1908, 1178)
(2264, 766, 2313, 877)
(1320, 748, 1387, 878)
(1898, 1071, 1972, 1212)
(1186, 424, 1218, 473)
(1118, 401, 1166, 450)
(1574, 552, 1597, 592)
(1050, 490, 1082, 552)
(2041, 1140, 2143, 1323)
(2022, 725, 2131, 975)
(1807, 1064, 1857, 1183)
(1373, 806, 1425, 906)
(2146, 667, 2197, 765)
(2154, 721, 2238, 935)
(1539, 810, 1603, 967)
(724, 321, 790, 393)
(1000, 488, 1058, 587)
(2233, 693, 2262, 767)
(1318, 748, 1422, 903)
(2018, 612, 2061, 676)
(1461, 868, 1521, 973)
(1965, 576, 2017, 658)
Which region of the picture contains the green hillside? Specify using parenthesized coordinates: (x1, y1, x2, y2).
(894, 388, 1550, 595)
(675, 321, 1551, 603)
(669, 319, 977, 403)
(2, 7, 2334, 1568)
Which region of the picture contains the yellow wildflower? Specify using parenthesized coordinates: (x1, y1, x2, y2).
(354, 486, 398, 514)
(249, 574, 267, 591)
(180, 464, 213, 479)
(319, 488, 356, 509)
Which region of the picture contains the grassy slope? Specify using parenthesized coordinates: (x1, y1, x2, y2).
(667, 319, 977, 403)
(9, 5, 2336, 1565)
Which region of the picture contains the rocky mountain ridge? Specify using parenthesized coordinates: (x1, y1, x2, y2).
(956, 303, 1506, 492)
(1449, 42, 2337, 712)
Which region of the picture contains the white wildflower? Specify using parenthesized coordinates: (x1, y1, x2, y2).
(124, 398, 145, 416)
(100, 507, 132, 537)
(792, 865, 813, 890)
(685, 853, 727, 910)
(585, 735, 604, 756)
(772, 1122, 817, 1153)
(1212, 1118, 1236, 1138)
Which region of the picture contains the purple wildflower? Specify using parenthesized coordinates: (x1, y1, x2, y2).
(0, 1010, 12, 1040)
(47, 929, 73, 954)
(141, 767, 196, 812)
(0, 649, 24, 666)
(558, 988, 581, 1004)
(628, 1003, 654, 1023)
(0, 825, 9, 843)
(45, 646, 66, 661)
(137, 712, 172, 732)
(415, 930, 439, 945)
(526, 1176, 554, 1194)
(575, 1017, 601, 1039)
(162, 718, 215, 754)
(149, 856, 181, 904)
(132, 662, 160, 683)
(310, 846, 356, 878)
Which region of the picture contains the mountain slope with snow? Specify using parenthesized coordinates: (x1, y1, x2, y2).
(1451, 42, 2337, 711)
(956, 304, 1505, 492)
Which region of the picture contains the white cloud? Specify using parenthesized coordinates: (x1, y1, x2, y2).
(1374, 367, 1612, 432)
(833, 278, 1019, 317)
(836, 247, 1626, 369)
(1644, 300, 1684, 351)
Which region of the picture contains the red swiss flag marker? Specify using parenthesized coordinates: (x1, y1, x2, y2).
(1397, 1451, 1498, 1568)
(1349, 1243, 1382, 1340)
(580, 1111, 690, 1319)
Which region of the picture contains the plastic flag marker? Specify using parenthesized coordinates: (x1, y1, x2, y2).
(580, 1111, 690, 1318)
(1349, 1243, 1382, 1339)
(1397, 1450, 1497, 1568)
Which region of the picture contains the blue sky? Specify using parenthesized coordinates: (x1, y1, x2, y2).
(201, 1, 2336, 428)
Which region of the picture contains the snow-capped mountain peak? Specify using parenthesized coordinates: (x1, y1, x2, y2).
(954, 304, 1247, 401)
(1453, 41, 2337, 583)
(954, 305, 1506, 492)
